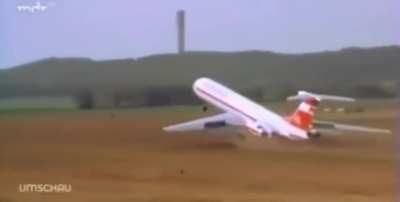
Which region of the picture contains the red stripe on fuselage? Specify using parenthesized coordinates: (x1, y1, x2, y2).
(194, 87, 257, 122)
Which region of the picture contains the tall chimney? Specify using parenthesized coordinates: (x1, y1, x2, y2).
(176, 10, 185, 54)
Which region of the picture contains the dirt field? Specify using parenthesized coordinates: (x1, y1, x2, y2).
(0, 105, 397, 202)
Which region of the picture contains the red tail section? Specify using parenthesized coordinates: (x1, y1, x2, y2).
(286, 90, 355, 131)
(286, 98, 319, 130)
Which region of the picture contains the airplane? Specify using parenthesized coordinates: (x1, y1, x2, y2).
(163, 78, 391, 140)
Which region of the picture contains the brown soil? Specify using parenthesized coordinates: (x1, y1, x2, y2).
(0, 108, 396, 202)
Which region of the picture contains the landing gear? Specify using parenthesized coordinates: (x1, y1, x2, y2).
(307, 131, 321, 139)
(202, 105, 208, 112)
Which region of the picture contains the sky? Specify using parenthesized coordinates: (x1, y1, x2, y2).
(1, 0, 399, 69)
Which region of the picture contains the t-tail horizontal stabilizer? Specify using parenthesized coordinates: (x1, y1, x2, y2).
(286, 91, 355, 102)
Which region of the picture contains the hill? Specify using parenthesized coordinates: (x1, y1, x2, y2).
(0, 46, 399, 107)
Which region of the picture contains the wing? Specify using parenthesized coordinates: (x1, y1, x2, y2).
(163, 112, 245, 133)
(313, 120, 392, 135)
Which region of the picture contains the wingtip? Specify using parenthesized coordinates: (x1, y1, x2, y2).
(371, 128, 392, 134)
(162, 126, 172, 132)
(383, 130, 392, 134)
(163, 125, 180, 132)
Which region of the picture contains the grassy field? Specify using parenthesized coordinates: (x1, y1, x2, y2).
(0, 101, 397, 202)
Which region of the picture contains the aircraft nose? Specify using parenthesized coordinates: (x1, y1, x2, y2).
(193, 77, 210, 90)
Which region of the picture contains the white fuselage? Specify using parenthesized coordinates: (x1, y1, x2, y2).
(193, 78, 308, 140)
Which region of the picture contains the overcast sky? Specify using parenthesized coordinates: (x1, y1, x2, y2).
(1, 0, 399, 68)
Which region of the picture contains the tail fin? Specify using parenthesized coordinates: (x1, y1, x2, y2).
(286, 91, 355, 130)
